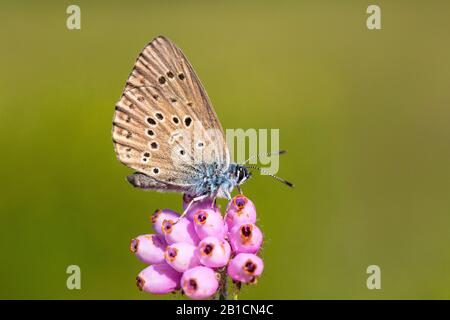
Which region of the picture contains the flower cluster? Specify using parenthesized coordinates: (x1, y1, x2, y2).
(130, 194, 264, 300)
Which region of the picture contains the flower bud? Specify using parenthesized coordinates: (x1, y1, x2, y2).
(182, 193, 195, 210)
(152, 209, 179, 236)
(183, 195, 219, 221)
(130, 234, 166, 265)
(136, 263, 181, 294)
(198, 236, 231, 268)
(164, 242, 200, 272)
(181, 266, 219, 300)
(193, 209, 226, 239)
(225, 195, 256, 230)
(227, 253, 264, 284)
(229, 223, 263, 253)
(162, 218, 200, 245)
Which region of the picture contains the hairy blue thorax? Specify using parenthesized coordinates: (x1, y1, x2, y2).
(190, 162, 249, 198)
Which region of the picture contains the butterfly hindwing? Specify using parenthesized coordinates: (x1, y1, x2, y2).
(112, 36, 230, 190)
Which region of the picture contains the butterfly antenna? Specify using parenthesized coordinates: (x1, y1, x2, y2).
(242, 150, 288, 165)
(245, 165, 295, 188)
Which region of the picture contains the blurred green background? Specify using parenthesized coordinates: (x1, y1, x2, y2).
(1, 0, 449, 299)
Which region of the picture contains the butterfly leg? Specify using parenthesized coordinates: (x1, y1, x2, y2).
(175, 194, 209, 223)
(209, 196, 216, 209)
(223, 190, 232, 201)
(237, 185, 243, 195)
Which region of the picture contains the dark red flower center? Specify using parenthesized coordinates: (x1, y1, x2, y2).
(235, 196, 247, 209)
(130, 238, 139, 253)
(240, 225, 253, 238)
(166, 247, 178, 260)
(185, 279, 198, 293)
(243, 260, 257, 274)
(151, 209, 161, 224)
(136, 276, 145, 290)
(194, 211, 208, 224)
(202, 244, 214, 256)
(162, 220, 174, 234)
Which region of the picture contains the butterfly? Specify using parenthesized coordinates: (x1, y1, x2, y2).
(112, 36, 293, 217)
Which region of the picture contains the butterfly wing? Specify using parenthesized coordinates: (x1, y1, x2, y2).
(112, 36, 230, 190)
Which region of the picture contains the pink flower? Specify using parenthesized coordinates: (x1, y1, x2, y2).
(181, 266, 219, 300)
(229, 223, 263, 253)
(225, 195, 257, 230)
(151, 209, 179, 236)
(136, 263, 181, 294)
(132, 195, 266, 299)
(227, 253, 264, 284)
(130, 234, 166, 265)
(164, 242, 200, 272)
(198, 236, 231, 268)
(193, 208, 226, 239)
(162, 217, 200, 246)
(183, 194, 219, 221)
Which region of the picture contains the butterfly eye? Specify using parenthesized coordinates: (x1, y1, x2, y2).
(237, 168, 247, 183)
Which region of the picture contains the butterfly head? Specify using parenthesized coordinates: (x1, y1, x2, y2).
(230, 164, 252, 187)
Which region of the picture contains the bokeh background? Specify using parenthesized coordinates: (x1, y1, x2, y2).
(1, 0, 449, 299)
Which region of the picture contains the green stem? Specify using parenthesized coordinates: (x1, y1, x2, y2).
(216, 269, 228, 300)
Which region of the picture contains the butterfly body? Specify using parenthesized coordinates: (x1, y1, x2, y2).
(189, 162, 251, 199)
(127, 162, 250, 200)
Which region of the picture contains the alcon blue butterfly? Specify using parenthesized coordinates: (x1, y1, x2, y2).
(112, 36, 293, 218)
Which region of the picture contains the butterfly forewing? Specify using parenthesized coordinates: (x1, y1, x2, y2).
(112, 36, 229, 189)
